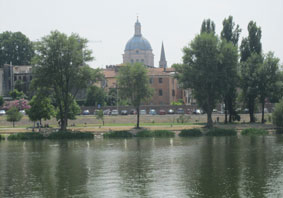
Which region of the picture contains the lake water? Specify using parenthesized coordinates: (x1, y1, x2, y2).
(1, 136, 283, 198)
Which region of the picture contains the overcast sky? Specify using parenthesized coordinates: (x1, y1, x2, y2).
(0, 0, 282, 68)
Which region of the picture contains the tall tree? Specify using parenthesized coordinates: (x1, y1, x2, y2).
(0, 31, 34, 66)
(201, 19, 216, 34)
(220, 16, 241, 123)
(258, 52, 280, 123)
(240, 21, 262, 122)
(117, 63, 153, 128)
(32, 31, 101, 131)
(175, 32, 222, 128)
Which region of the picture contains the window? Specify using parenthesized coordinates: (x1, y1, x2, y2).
(172, 89, 175, 96)
(149, 78, 153, 84)
(136, 59, 139, 62)
(14, 76, 17, 81)
(141, 59, 144, 62)
(159, 78, 163, 83)
(159, 89, 163, 96)
(136, 50, 139, 54)
(131, 59, 134, 63)
(19, 76, 22, 80)
(30, 76, 32, 81)
(23, 76, 27, 81)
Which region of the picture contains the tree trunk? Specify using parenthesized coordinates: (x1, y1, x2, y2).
(261, 100, 265, 124)
(136, 107, 140, 129)
(249, 101, 255, 123)
(207, 110, 213, 128)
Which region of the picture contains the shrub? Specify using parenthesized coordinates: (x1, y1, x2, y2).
(206, 128, 237, 136)
(179, 129, 203, 137)
(241, 128, 268, 135)
(8, 132, 44, 140)
(272, 100, 283, 131)
(0, 135, 4, 140)
(47, 131, 94, 139)
(136, 130, 153, 137)
(152, 130, 175, 137)
(103, 130, 133, 138)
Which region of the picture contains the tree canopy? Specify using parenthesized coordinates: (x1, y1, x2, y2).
(6, 107, 23, 127)
(32, 31, 101, 131)
(0, 31, 34, 66)
(117, 63, 153, 128)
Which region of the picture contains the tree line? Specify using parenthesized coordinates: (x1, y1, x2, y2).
(175, 16, 282, 128)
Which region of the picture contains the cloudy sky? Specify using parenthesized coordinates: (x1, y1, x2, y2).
(0, 0, 282, 68)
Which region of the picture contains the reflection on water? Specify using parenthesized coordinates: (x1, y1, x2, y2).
(1, 136, 283, 197)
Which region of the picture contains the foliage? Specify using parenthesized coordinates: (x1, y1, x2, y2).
(171, 99, 184, 106)
(103, 130, 133, 138)
(6, 107, 23, 127)
(32, 31, 102, 131)
(2, 98, 30, 110)
(272, 99, 283, 131)
(47, 131, 94, 139)
(0, 31, 34, 66)
(176, 114, 190, 123)
(96, 110, 104, 126)
(55, 99, 81, 121)
(206, 128, 237, 136)
(0, 96, 4, 107)
(258, 52, 280, 123)
(152, 130, 175, 137)
(201, 19, 215, 34)
(175, 31, 222, 128)
(241, 128, 268, 136)
(105, 88, 117, 106)
(0, 135, 4, 140)
(85, 85, 105, 106)
(9, 89, 26, 100)
(26, 94, 55, 123)
(8, 132, 44, 140)
(136, 130, 153, 137)
(117, 63, 153, 128)
(221, 16, 241, 46)
(179, 129, 203, 137)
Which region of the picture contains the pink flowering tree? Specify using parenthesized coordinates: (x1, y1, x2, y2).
(3, 99, 31, 111)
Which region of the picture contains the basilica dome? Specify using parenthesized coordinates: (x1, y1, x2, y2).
(125, 36, 152, 51)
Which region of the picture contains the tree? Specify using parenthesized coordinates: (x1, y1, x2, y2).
(85, 85, 105, 107)
(258, 52, 280, 123)
(240, 21, 262, 122)
(220, 16, 241, 123)
(117, 63, 153, 128)
(96, 110, 104, 126)
(26, 94, 55, 126)
(175, 32, 222, 128)
(6, 107, 23, 127)
(201, 19, 216, 34)
(240, 53, 262, 123)
(0, 31, 34, 66)
(105, 88, 117, 106)
(272, 99, 283, 133)
(9, 89, 26, 100)
(32, 31, 101, 131)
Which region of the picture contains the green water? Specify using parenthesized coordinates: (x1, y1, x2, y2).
(1, 136, 283, 198)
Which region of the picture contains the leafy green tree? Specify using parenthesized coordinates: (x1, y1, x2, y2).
(240, 21, 262, 122)
(258, 52, 280, 123)
(26, 94, 55, 126)
(220, 16, 241, 123)
(96, 110, 104, 126)
(85, 86, 105, 107)
(105, 88, 117, 106)
(32, 31, 101, 131)
(240, 53, 262, 122)
(9, 89, 26, 99)
(272, 99, 283, 133)
(0, 31, 34, 66)
(0, 96, 3, 107)
(201, 19, 216, 34)
(175, 32, 222, 128)
(117, 63, 153, 128)
(55, 99, 81, 122)
(6, 107, 23, 127)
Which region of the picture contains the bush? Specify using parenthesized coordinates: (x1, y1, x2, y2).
(152, 130, 175, 137)
(103, 131, 133, 138)
(136, 130, 153, 137)
(179, 129, 203, 137)
(206, 128, 237, 136)
(8, 132, 44, 140)
(47, 131, 94, 139)
(272, 100, 283, 130)
(241, 128, 268, 135)
(0, 135, 4, 140)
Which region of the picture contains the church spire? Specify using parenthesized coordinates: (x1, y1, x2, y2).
(159, 42, 167, 68)
(134, 17, 141, 36)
